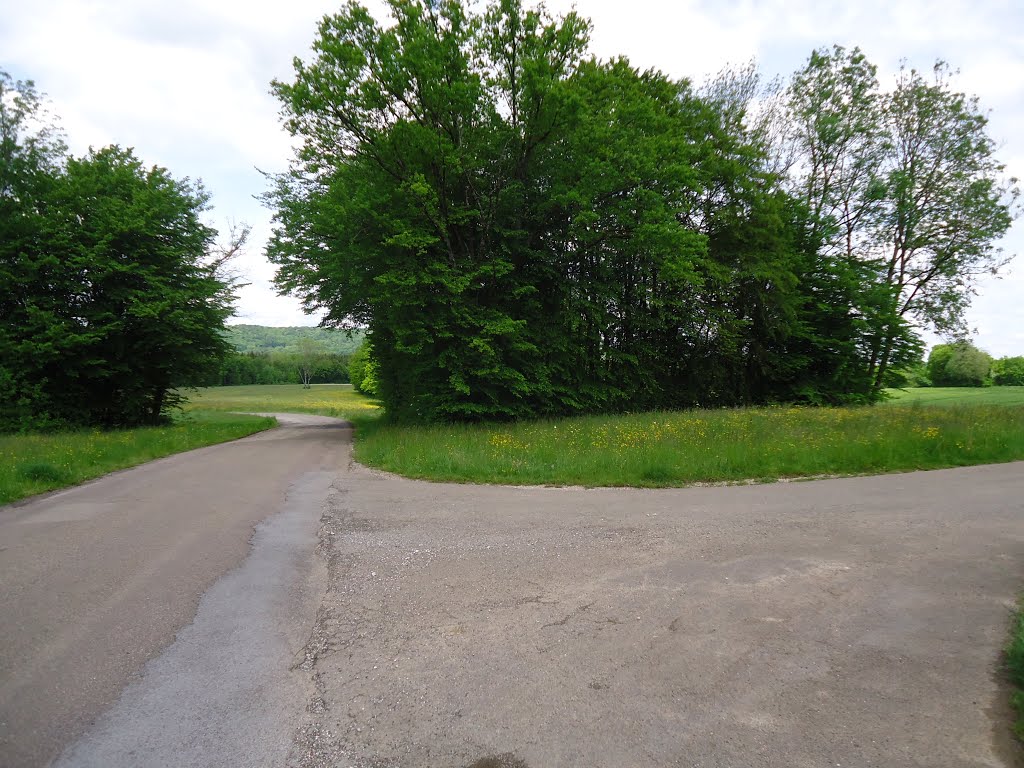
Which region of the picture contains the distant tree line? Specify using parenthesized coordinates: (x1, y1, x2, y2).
(201, 350, 351, 386)
(1, 72, 239, 430)
(898, 343, 1024, 388)
(199, 325, 363, 386)
(225, 324, 364, 355)
(266, 0, 1018, 422)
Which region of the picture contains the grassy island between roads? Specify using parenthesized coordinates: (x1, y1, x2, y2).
(193, 384, 1024, 488)
(5, 385, 1023, 504)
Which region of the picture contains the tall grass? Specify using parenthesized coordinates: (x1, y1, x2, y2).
(0, 411, 275, 505)
(353, 404, 1024, 487)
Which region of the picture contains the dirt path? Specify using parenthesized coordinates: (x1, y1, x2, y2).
(2, 415, 1023, 767)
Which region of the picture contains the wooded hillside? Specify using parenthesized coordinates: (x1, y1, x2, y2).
(224, 325, 364, 355)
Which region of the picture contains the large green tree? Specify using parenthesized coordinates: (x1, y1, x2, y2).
(268, 3, 1016, 421)
(0, 73, 239, 429)
(782, 48, 1017, 392)
(268, 0, 848, 420)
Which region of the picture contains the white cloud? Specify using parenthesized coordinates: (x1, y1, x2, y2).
(3, 0, 1021, 351)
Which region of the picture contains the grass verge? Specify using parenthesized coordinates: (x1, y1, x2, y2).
(1006, 601, 1024, 739)
(352, 404, 1024, 487)
(0, 411, 275, 505)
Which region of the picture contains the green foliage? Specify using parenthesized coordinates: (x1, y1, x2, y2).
(184, 384, 380, 421)
(0, 72, 238, 430)
(783, 49, 1017, 392)
(267, 0, 894, 421)
(927, 342, 992, 387)
(993, 357, 1024, 386)
(224, 324, 364, 355)
(205, 351, 350, 386)
(347, 340, 378, 395)
(265, 6, 1015, 422)
(884, 361, 930, 388)
(0, 412, 274, 504)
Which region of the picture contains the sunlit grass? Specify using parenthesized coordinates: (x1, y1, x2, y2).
(353, 404, 1024, 487)
(183, 383, 381, 421)
(884, 386, 1024, 406)
(0, 411, 275, 505)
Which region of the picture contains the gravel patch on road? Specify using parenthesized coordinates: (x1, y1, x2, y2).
(288, 462, 1024, 768)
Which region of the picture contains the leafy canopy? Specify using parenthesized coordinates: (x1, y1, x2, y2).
(266, 4, 1017, 421)
(0, 72, 239, 429)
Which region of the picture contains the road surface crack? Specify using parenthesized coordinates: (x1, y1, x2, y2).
(542, 601, 595, 629)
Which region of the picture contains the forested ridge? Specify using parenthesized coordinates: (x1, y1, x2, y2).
(225, 324, 364, 355)
(196, 326, 365, 386)
(266, 0, 1018, 422)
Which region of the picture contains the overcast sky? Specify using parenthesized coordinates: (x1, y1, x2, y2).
(3, 0, 1022, 354)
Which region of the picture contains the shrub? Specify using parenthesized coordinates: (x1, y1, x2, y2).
(927, 342, 992, 387)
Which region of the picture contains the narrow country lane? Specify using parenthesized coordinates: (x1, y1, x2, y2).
(0, 414, 350, 768)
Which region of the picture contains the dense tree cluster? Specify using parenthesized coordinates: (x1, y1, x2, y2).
(926, 342, 992, 387)
(0, 73, 238, 430)
(992, 357, 1024, 387)
(266, 0, 1017, 421)
(347, 340, 380, 395)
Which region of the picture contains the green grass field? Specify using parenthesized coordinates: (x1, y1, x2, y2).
(0, 411, 275, 505)
(183, 383, 381, 421)
(884, 386, 1024, 406)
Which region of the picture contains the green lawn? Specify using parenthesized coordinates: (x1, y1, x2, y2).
(0, 411, 275, 505)
(183, 383, 381, 421)
(884, 386, 1024, 406)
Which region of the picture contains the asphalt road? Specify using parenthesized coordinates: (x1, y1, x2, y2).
(2, 415, 1023, 768)
(296, 456, 1024, 768)
(0, 414, 349, 768)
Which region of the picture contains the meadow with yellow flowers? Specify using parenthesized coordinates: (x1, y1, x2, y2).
(6, 384, 1023, 504)
(353, 400, 1024, 486)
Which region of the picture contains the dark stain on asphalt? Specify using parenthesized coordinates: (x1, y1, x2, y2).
(465, 755, 528, 768)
